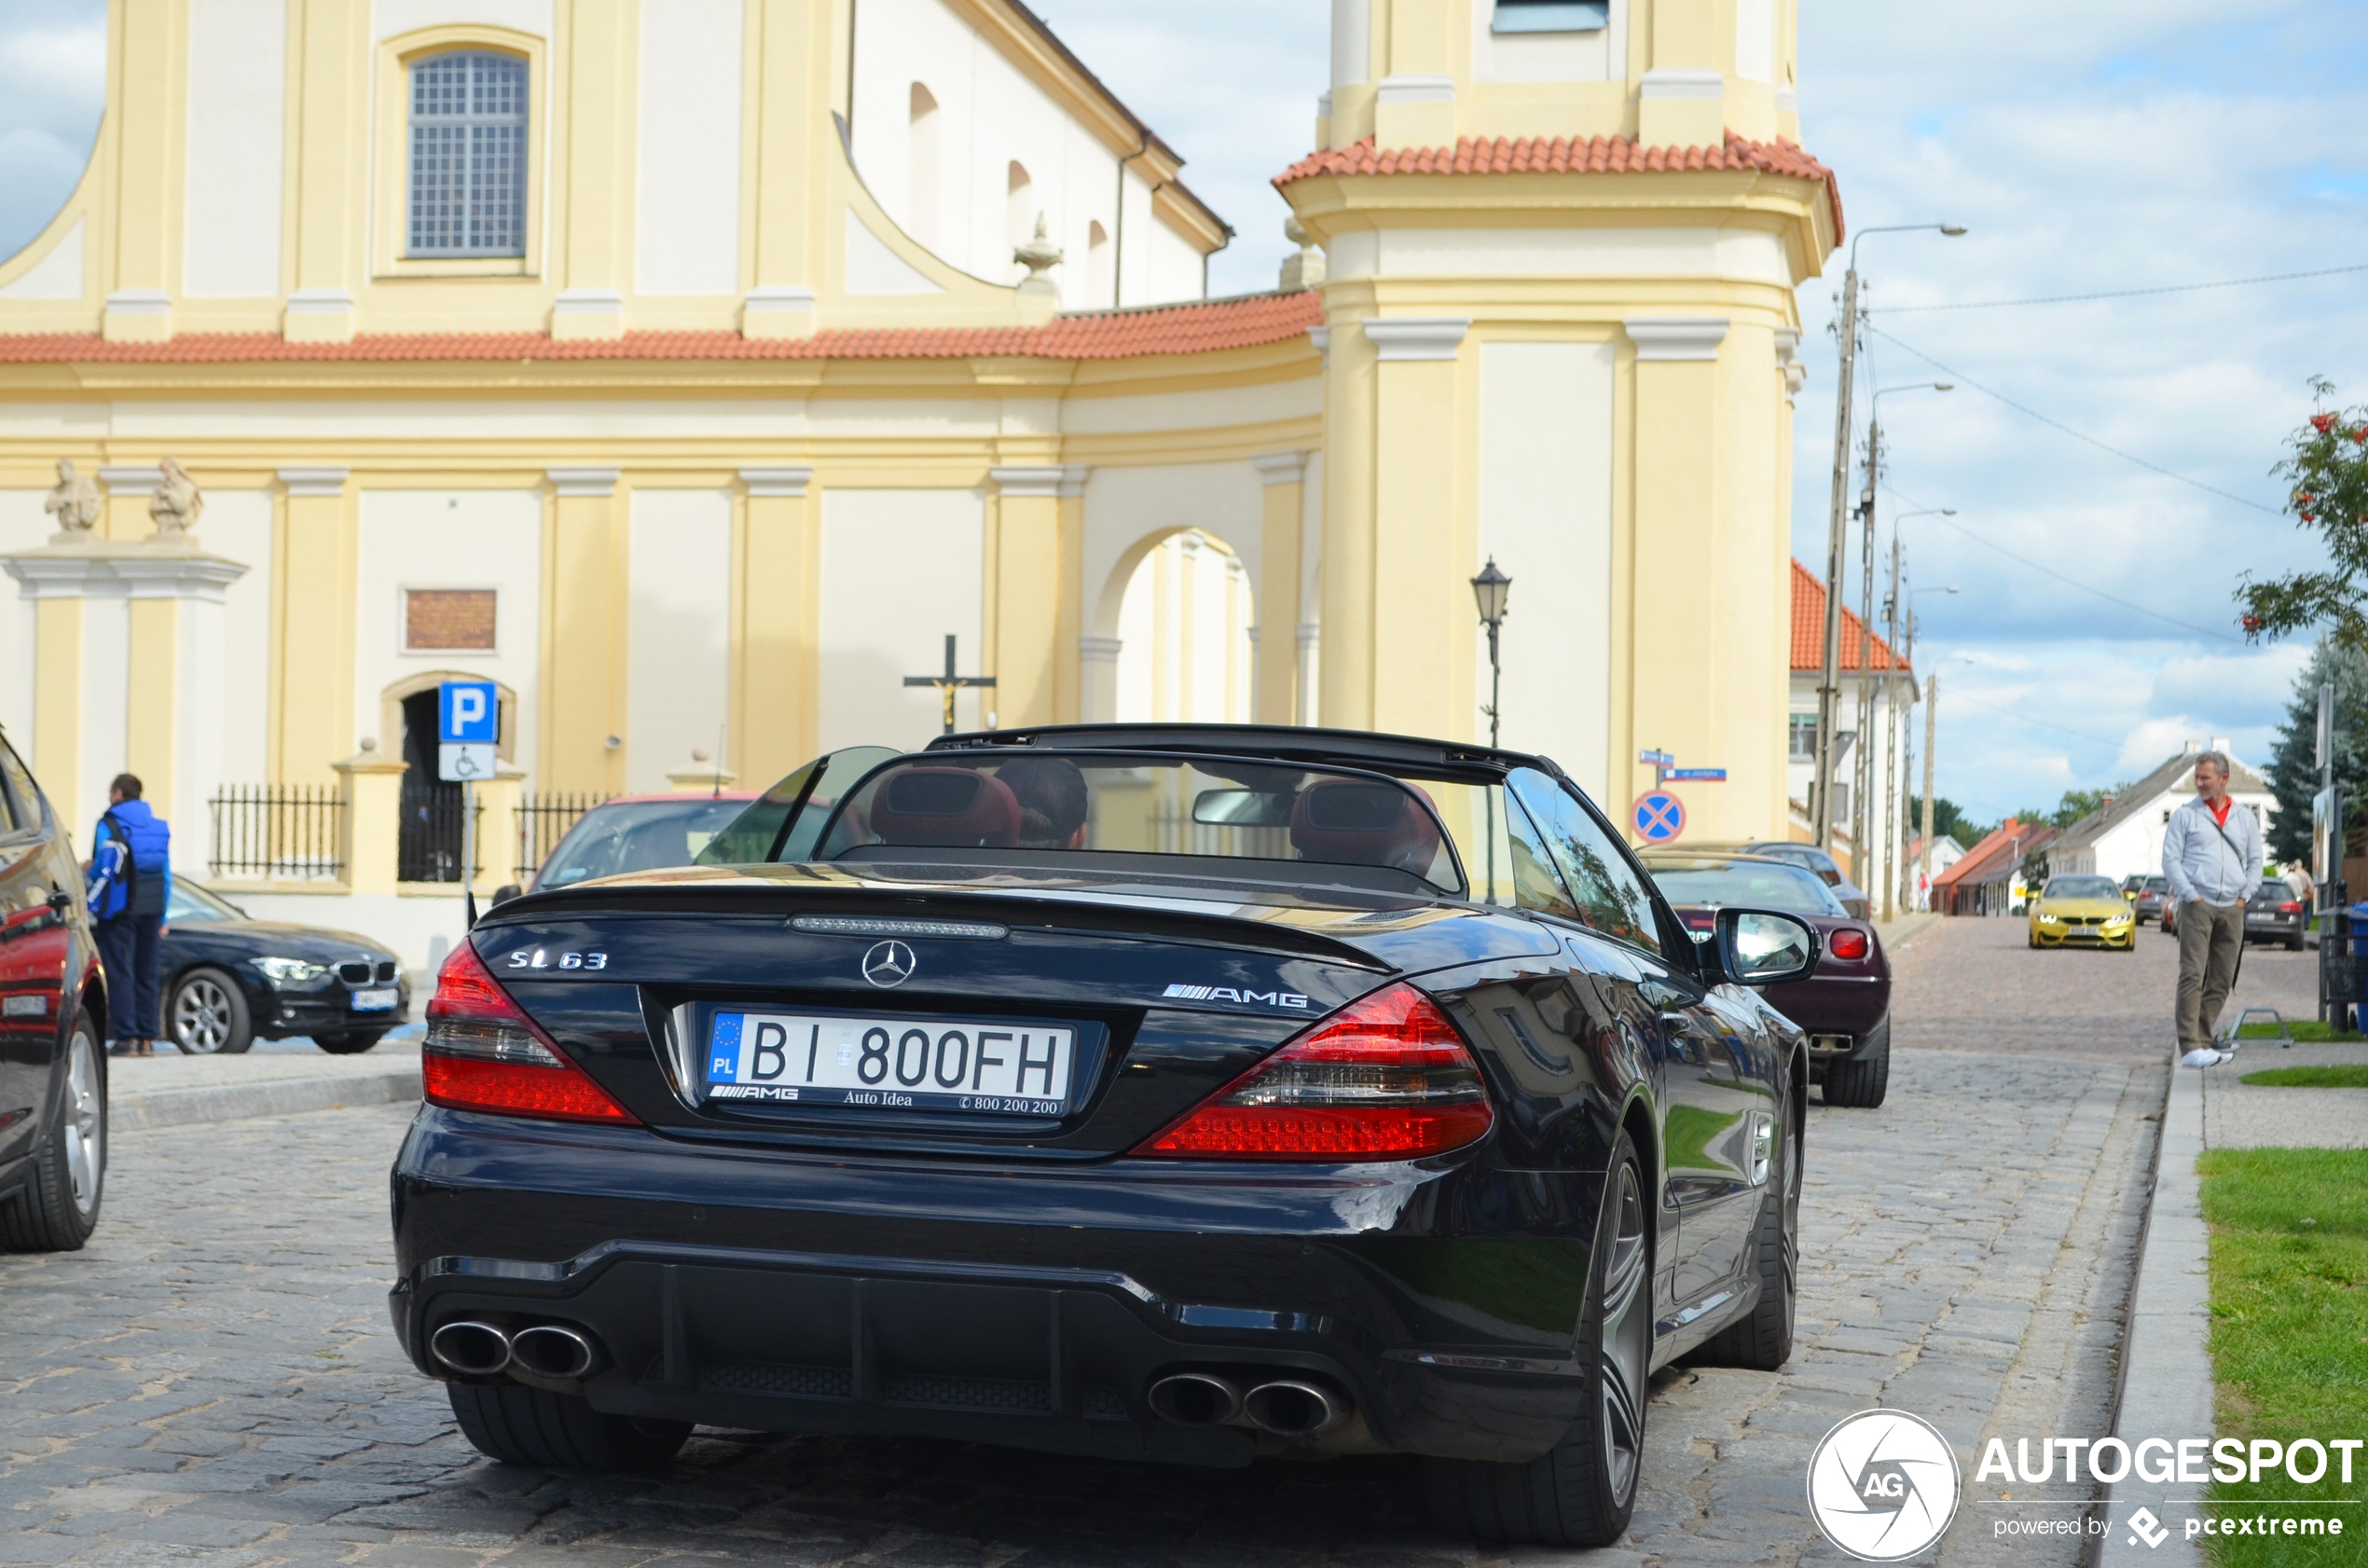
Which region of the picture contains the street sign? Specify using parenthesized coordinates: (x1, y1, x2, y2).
(1638, 749, 1674, 768)
(1666, 767, 1728, 782)
(439, 742, 496, 782)
(438, 680, 498, 744)
(1632, 790, 1686, 844)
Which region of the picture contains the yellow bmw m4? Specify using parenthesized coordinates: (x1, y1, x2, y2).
(2029, 873, 2139, 951)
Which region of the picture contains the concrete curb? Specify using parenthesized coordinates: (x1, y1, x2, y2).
(108, 1064, 420, 1132)
(2097, 1058, 2211, 1568)
(1878, 910, 1941, 954)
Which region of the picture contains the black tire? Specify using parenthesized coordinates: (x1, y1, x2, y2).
(1697, 1089, 1799, 1370)
(2288, 931, 2306, 952)
(314, 1030, 389, 1054)
(0, 1015, 105, 1252)
(167, 968, 253, 1054)
(447, 1382, 692, 1471)
(1823, 1021, 1890, 1108)
(1425, 1133, 1649, 1548)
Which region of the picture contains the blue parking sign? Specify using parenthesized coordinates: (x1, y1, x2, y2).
(438, 681, 499, 744)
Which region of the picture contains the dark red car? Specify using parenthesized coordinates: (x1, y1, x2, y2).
(1642, 851, 1893, 1108)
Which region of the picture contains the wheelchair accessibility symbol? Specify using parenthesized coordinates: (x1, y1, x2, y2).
(1632, 790, 1686, 844)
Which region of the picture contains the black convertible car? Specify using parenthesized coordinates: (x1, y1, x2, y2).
(390, 726, 1817, 1547)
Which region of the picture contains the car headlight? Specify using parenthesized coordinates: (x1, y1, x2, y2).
(2036, 913, 2063, 926)
(252, 956, 329, 985)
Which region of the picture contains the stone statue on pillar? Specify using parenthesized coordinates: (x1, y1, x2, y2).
(149, 458, 204, 542)
(42, 459, 100, 541)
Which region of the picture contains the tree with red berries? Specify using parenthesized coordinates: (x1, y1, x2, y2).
(2240, 378, 2368, 648)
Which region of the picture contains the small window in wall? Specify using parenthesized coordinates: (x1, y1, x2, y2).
(1007, 161, 1034, 253)
(1088, 219, 1111, 304)
(1492, 0, 1609, 33)
(406, 589, 498, 652)
(1788, 713, 1818, 761)
(908, 83, 940, 248)
(408, 51, 529, 256)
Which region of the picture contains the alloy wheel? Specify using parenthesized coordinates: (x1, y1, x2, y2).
(62, 1028, 103, 1217)
(1597, 1161, 1650, 1506)
(172, 976, 236, 1053)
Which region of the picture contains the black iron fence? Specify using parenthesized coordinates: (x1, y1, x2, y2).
(397, 779, 482, 884)
(516, 792, 608, 883)
(207, 785, 345, 880)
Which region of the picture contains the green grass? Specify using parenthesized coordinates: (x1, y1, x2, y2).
(1662, 1103, 1742, 1173)
(2237, 1021, 2368, 1043)
(2197, 1149, 2368, 1567)
(2240, 1065, 2368, 1089)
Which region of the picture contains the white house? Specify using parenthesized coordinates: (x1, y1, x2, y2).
(2044, 742, 2275, 885)
(1905, 832, 1964, 911)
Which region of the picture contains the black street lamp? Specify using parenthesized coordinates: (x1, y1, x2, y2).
(1471, 557, 1511, 748)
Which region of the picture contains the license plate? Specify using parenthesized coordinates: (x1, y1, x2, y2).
(351, 988, 399, 1011)
(707, 1011, 1075, 1115)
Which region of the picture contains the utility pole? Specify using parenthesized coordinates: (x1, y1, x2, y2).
(1881, 534, 1904, 919)
(1851, 420, 1881, 885)
(1811, 268, 1860, 853)
(1921, 673, 1937, 913)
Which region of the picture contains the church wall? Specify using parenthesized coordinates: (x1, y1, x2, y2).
(633, 0, 745, 298)
(815, 487, 985, 754)
(204, 489, 276, 792)
(183, 0, 288, 300)
(351, 488, 544, 776)
(1081, 462, 1265, 647)
(373, 0, 554, 45)
(0, 492, 46, 745)
(625, 488, 733, 791)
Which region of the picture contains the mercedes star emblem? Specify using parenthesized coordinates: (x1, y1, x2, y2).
(860, 940, 916, 988)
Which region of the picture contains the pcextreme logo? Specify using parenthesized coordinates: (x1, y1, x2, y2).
(1807, 1410, 1963, 1561)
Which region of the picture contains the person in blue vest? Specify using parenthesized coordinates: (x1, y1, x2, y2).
(86, 773, 172, 1057)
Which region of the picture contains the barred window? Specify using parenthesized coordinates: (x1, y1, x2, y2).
(408, 51, 528, 256)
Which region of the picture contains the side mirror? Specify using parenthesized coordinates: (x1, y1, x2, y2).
(489, 883, 523, 908)
(46, 888, 74, 915)
(1713, 907, 1820, 987)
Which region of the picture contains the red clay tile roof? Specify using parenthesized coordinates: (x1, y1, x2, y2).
(1791, 559, 1907, 675)
(1276, 131, 1843, 241)
(0, 290, 1326, 365)
(1932, 819, 2051, 887)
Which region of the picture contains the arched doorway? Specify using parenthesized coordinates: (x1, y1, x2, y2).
(1112, 530, 1253, 724)
(381, 673, 516, 883)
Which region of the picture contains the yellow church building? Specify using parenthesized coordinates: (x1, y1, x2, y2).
(0, 0, 1838, 962)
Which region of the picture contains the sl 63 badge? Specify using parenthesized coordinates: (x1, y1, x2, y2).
(506, 949, 609, 970)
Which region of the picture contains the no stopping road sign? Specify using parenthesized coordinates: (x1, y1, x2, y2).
(1632, 790, 1686, 844)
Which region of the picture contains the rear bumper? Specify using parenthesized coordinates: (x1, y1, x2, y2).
(389, 1107, 1609, 1466)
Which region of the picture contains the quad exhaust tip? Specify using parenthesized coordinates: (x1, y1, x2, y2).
(429, 1320, 513, 1377)
(1146, 1371, 1242, 1427)
(508, 1324, 603, 1381)
(1244, 1379, 1348, 1437)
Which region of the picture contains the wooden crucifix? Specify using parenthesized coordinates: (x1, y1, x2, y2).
(903, 635, 996, 735)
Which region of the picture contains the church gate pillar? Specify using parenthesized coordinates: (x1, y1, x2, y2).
(735, 467, 819, 785)
(985, 466, 1084, 730)
(1250, 451, 1308, 726)
(542, 469, 628, 795)
(273, 468, 355, 788)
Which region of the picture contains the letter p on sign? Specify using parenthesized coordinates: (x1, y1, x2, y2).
(439, 680, 499, 744)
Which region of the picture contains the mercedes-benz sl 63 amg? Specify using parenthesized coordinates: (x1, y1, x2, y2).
(388, 725, 1818, 1547)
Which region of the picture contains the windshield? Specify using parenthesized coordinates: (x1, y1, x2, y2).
(165, 881, 246, 923)
(537, 797, 759, 888)
(2044, 875, 2120, 901)
(784, 750, 1474, 895)
(1643, 859, 1845, 916)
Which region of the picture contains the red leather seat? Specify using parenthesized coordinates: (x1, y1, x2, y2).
(868, 768, 1023, 847)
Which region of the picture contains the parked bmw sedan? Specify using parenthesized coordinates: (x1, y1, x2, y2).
(0, 729, 107, 1251)
(2027, 874, 2137, 952)
(1641, 851, 1893, 1108)
(161, 881, 409, 1053)
(390, 725, 1820, 1547)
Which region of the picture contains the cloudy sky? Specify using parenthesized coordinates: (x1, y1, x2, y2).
(5, 2, 2361, 827)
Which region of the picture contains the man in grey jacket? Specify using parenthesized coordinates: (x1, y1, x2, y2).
(2162, 750, 2263, 1052)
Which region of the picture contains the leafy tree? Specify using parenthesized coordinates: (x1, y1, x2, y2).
(2261, 640, 2368, 866)
(2239, 379, 2368, 648)
(2049, 783, 2132, 830)
(1906, 794, 1986, 845)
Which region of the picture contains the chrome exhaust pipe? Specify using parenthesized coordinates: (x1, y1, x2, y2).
(507, 1324, 604, 1381)
(1146, 1371, 1243, 1427)
(1244, 1379, 1348, 1437)
(429, 1320, 513, 1377)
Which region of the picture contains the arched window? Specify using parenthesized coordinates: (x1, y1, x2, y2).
(1088, 219, 1111, 304)
(1006, 160, 1034, 255)
(408, 50, 528, 256)
(908, 83, 940, 247)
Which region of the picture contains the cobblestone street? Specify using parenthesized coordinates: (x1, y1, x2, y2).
(1, 917, 2186, 1566)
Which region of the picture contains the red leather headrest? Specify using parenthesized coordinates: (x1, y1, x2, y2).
(868, 768, 1022, 848)
(1290, 779, 1441, 875)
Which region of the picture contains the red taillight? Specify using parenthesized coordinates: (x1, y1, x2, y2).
(1136, 983, 1493, 1161)
(1828, 928, 1871, 961)
(2280, 901, 2302, 914)
(422, 942, 638, 1124)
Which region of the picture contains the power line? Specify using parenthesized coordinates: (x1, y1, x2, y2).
(1869, 261, 2368, 315)
(1868, 325, 2284, 516)
(1885, 485, 2246, 643)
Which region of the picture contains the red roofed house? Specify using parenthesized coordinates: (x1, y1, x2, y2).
(0, 1, 1841, 964)
(1788, 560, 1918, 915)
